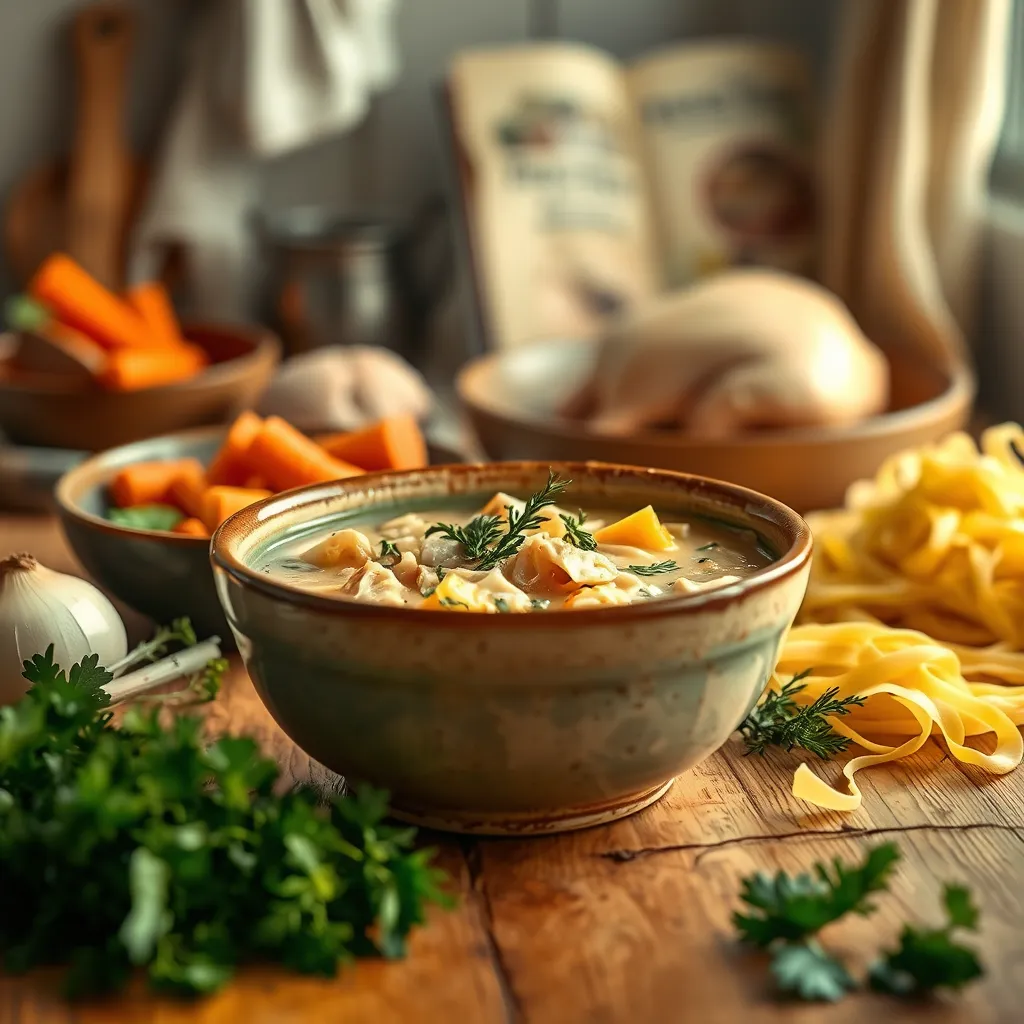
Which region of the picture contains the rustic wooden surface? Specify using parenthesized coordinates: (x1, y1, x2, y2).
(2, 515, 1023, 1024)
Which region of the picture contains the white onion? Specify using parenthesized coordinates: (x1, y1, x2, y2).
(0, 553, 128, 705)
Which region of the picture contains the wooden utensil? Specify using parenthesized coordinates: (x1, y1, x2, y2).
(4, 2, 146, 290)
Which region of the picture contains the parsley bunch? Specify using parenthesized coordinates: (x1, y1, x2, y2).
(0, 648, 449, 998)
(734, 843, 984, 1002)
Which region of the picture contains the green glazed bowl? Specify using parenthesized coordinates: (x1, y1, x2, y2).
(211, 462, 812, 835)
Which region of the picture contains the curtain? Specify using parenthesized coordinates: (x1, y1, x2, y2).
(820, 0, 1011, 372)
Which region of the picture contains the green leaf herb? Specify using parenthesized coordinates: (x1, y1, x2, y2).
(108, 504, 185, 532)
(0, 644, 450, 999)
(738, 671, 866, 759)
(529, 598, 550, 611)
(378, 538, 401, 564)
(559, 510, 597, 551)
(870, 885, 984, 995)
(695, 542, 719, 552)
(493, 596, 510, 613)
(771, 940, 855, 1003)
(425, 514, 503, 561)
(627, 560, 678, 577)
(475, 471, 570, 571)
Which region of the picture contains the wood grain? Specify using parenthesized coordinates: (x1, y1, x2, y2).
(2, 513, 1023, 1021)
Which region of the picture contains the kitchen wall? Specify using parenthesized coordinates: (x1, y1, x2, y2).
(0, 0, 836, 297)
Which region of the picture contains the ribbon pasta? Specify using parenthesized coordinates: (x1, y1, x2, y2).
(776, 423, 1024, 809)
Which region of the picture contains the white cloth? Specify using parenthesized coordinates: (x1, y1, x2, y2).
(130, 0, 401, 320)
(820, 0, 1010, 371)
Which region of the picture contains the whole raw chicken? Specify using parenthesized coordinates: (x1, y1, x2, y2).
(568, 270, 889, 437)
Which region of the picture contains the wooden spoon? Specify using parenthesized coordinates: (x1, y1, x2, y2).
(4, 2, 147, 290)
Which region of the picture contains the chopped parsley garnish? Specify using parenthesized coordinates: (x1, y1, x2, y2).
(627, 560, 678, 577)
(378, 538, 401, 564)
(529, 598, 550, 611)
(493, 596, 510, 613)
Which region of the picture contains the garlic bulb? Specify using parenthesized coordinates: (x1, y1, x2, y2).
(0, 553, 128, 705)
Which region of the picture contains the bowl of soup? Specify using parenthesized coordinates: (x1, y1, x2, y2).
(210, 462, 812, 834)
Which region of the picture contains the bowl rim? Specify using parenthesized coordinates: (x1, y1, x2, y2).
(0, 321, 279, 398)
(209, 460, 813, 627)
(456, 338, 976, 450)
(54, 424, 226, 545)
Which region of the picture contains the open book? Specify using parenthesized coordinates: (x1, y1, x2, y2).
(447, 41, 816, 350)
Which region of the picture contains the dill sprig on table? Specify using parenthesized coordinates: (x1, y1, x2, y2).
(739, 670, 867, 759)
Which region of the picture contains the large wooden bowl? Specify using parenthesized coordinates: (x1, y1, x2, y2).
(0, 323, 280, 451)
(457, 339, 974, 513)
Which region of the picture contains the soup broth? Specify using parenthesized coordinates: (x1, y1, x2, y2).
(258, 480, 773, 612)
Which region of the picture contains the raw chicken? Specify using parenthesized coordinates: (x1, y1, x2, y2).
(567, 270, 889, 438)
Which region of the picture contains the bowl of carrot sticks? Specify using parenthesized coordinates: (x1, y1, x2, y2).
(54, 411, 431, 639)
(0, 253, 280, 451)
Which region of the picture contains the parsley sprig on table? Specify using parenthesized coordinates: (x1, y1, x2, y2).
(738, 670, 866, 759)
(0, 645, 450, 999)
(426, 471, 570, 571)
(734, 843, 984, 1002)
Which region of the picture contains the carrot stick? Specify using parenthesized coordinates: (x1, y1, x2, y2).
(243, 474, 269, 490)
(206, 411, 264, 486)
(172, 517, 210, 538)
(110, 458, 205, 509)
(166, 461, 208, 518)
(98, 343, 207, 391)
(29, 253, 153, 350)
(125, 281, 183, 347)
(200, 486, 273, 531)
(315, 414, 428, 472)
(248, 417, 364, 492)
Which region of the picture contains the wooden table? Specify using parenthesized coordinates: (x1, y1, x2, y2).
(2, 516, 1023, 1024)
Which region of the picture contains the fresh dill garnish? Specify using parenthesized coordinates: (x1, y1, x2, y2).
(378, 538, 401, 564)
(474, 471, 570, 571)
(493, 596, 510, 613)
(695, 542, 719, 552)
(739, 670, 867, 759)
(627, 560, 678, 577)
(559, 509, 597, 551)
(529, 598, 550, 611)
(425, 514, 503, 560)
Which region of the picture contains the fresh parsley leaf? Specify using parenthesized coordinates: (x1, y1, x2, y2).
(108, 504, 185, 532)
(627, 560, 678, 577)
(438, 597, 469, 609)
(493, 596, 510, 613)
(771, 941, 855, 1002)
(378, 539, 401, 564)
(560, 510, 597, 551)
(734, 843, 901, 947)
(870, 884, 983, 995)
(738, 671, 866, 759)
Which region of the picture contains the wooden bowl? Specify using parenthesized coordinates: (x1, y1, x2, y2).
(457, 339, 974, 513)
(0, 323, 280, 451)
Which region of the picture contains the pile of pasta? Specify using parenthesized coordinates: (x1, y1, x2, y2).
(773, 423, 1024, 810)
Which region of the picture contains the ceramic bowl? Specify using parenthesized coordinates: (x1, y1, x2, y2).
(54, 427, 231, 640)
(211, 462, 812, 835)
(0, 322, 279, 451)
(457, 339, 974, 513)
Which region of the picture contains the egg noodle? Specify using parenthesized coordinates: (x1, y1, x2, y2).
(771, 423, 1024, 810)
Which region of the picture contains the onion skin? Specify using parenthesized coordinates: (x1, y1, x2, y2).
(0, 554, 128, 706)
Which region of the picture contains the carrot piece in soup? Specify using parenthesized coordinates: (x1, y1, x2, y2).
(166, 461, 208, 518)
(125, 281, 183, 347)
(28, 253, 152, 350)
(200, 486, 272, 531)
(172, 517, 210, 538)
(316, 414, 428, 471)
(98, 343, 207, 391)
(206, 411, 264, 486)
(249, 416, 363, 492)
(110, 458, 204, 509)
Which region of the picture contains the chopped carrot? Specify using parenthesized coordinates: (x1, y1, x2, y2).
(315, 414, 428, 472)
(125, 281, 183, 347)
(200, 485, 273, 531)
(206, 411, 264, 486)
(110, 458, 204, 509)
(98, 343, 207, 391)
(28, 253, 153, 350)
(172, 517, 209, 538)
(243, 474, 269, 490)
(248, 416, 363, 492)
(166, 460, 208, 518)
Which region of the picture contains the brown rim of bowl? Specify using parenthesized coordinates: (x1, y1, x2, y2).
(54, 424, 228, 546)
(210, 460, 813, 627)
(0, 322, 279, 397)
(455, 343, 976, 450)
